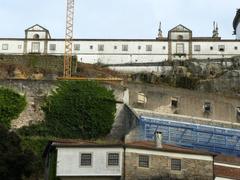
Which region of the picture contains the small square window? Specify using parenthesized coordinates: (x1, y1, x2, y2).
(2, 44, 8, 50)
(146, 45, 152, 51)
(107, 153, 119, 166)
(138, 46, 141, 50)
(203, 102, 211, 113)
(49, 44, 56, 51)
(114, 46, 117, 50)
(74, 44, 80, 51)
(171, 97, 178, 108)
(18, 45, 22, 49)
(122, 45, 128, 51)
(218, 45, 225, 52)
(80, 153, 92, 166)
(210, 46, 213, 50)
(137, 92, 147, 104)
(235, 46, 238, 50)
(139, 155, 149, 168)
(194, 45, 201, 52)
(171, 159, 181, 171)
(90, 45, 93, 50)
(236, 107, 240, 121)
(98, 44, 104, 51)
(163, 46, 166, 50)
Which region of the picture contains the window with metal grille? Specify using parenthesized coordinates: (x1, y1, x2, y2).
(2, 44, 8, 50)
(107, 153, 119, 166)
(122, 45, 128, 51)
(218, 45, 225, 52)
(98, 44, 104, 51)
(139, 155, 149, 168)
(49, 44, 56, 51)
(80, 153, 92, 166)
(74, 44, 80, 51)
(194, 45, 201, 51)
(203, 102, 211, 113)
(171, 159, 181, 171)
(146, 45, 152, 51)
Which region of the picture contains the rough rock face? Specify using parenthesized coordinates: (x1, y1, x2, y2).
(130, 57, 240, 96)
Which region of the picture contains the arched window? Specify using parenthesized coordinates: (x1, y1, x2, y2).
(33, 34, 40, 39)
(177, 35, 183, 40)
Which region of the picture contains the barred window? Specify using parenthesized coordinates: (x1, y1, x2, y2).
(194, 45, 201, 52)
(80, 153, 92, 166)
(122, 45, 128, 51)
(218, 45, 225, 52)
(98, 44, 104, 51)
(49, 44, 56, 51)
(139, 155, 149, 168)
(171, 159, 181, 171)
(74, 44, 80, 51)
(107, 153, 119, 166)
(2, 44, 8, 50)
(146, 45, 152, 51)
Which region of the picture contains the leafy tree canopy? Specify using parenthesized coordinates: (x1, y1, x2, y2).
(0, 88, 26, 128)
(42, 81, 116, 139)
(0, 125, 37, 180)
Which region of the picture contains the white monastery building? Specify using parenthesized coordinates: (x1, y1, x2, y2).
(0, 9, 240, 65)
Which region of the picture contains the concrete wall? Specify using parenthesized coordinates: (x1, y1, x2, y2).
(56, 147, 123, 177)
(128, 83, 240, 123)
(125, 148, 213, 180)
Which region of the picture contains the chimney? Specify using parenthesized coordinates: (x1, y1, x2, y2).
(154, 131, 163, 148)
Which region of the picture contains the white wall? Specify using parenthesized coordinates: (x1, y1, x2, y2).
(56, 147, 123, 177)
(236, 23, 240, 40)
(0, 40, 24, 54)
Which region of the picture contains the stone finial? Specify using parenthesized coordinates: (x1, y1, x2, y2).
(158, 22, 163, 39)
(212, 21, 219, 38)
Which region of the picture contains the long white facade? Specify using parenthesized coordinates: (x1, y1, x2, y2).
(1, 24, 240, 64)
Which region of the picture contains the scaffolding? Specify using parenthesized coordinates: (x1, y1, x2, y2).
(139, 116, 240, 156)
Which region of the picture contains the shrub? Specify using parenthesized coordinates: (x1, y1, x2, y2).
(0, 88, 26, 128)
(42, 81, 116, 139)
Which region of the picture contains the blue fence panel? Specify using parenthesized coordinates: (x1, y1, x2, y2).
(139, 116, 240, 156)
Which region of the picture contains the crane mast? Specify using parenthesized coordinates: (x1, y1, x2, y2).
(64, 0, 75, 77)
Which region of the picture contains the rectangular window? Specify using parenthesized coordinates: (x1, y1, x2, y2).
(163, 46, 166, 50)
(49, 44, 56, 51)
(176, 43, 184, 54)
(139, 155, 149, 168)
(2, 44, 8, 50)
(218, 45, 225, 52)
(203, 102, 211, 113)
(235, 46, 238, 50)
(122, 45, 128, 51)
(114, 45, 117, 50)
(194, 45, 201, 52)
(98, 44, 104, 51)
(171, 97, 178, 108)
(210, 46, 213, 50)
(237, 107, 240, 121)
(90, 45, 93, 50)
(146, 45, 152, 51)
(107, 153, 119, 166)
(171, 159, 181, 171)
(74, 44, 80, 51)
(138, 46, 141, 50)
(80, 153, 92, 166)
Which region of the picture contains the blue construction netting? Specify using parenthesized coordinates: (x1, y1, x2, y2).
(139, 116, 240, 156)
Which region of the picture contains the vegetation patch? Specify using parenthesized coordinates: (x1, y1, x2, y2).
(0, 87, 26, 128)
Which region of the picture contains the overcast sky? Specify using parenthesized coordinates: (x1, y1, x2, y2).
(0, 0, 239, 39)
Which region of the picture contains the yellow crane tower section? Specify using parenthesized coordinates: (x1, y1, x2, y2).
(64, 0, 75, 77)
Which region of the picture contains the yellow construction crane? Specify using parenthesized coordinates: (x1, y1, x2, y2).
(62, 0, 123, 82)
(64, 0, 75, 78)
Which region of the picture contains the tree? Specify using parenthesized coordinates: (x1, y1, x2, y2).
(0, 88, 26, 128)
(42, 81, 116, 139)
(0, 125, 37, 180)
